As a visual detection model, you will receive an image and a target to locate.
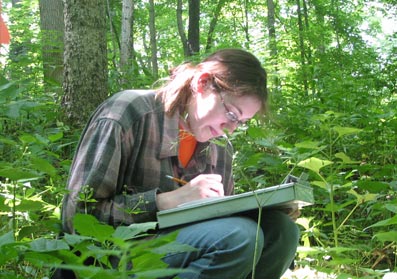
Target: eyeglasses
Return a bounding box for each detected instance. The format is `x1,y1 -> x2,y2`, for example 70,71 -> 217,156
219,94 -> 245,126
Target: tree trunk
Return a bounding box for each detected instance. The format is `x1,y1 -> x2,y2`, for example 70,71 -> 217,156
205,0 -> 226,51
120,0 -> 134,87
267,0 -> 277,57
62,0 -> 108,127
176,0 -> 189,57
296,0 -> 308,95
242,0 -> 249,47
39,0 -> 64,91
187,0 -> 200,55
302,0 -> 315,96
149,0 -> 158,80
266,0 -> 280,90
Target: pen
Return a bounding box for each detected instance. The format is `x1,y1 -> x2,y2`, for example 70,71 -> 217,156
165,175 -> 188,185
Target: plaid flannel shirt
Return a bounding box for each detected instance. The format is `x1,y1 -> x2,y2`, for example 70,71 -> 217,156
61,90 -> 234,233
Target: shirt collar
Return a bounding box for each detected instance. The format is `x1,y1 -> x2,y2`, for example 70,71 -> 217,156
157,106 -> 217,170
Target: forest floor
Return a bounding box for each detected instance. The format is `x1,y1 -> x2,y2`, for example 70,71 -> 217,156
281,266 -> 397,279
281,266 -> 336,279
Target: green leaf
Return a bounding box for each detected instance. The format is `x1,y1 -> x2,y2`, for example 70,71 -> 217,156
30,238 -> 69,252
356,180 -> 390,193
24,251 -> 63,267
347,189 -> 377,203
385,204 -> 397,213
63,233 -> 93,246
295,140 -> 325,150
332,126 -> 362,137
73,214 -> 114,241
0,195 -> 9,211
247,126 -> 266,138
30,156 -> 57,177
0,244 -> 19,266
48,131 -> 64,142
373,231 -> 397,242
0,168 -> 40,181
0,231 -> 14,247
112,222 -> 157,240
15,199 -> 44,211
334,152 -> 359,164
367,215 -> 397,228
133,268 -> 191,278
297,157 -> 333,174
311,180 -> 329,190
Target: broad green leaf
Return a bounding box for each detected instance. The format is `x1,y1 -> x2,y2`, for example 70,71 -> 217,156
48,131 -> 64,142
15,199 -> 44,211
311,180 -> 328,190
19,133 -> 38,144
63,233 -> 93,246
297,157 -> 333,174
0,136 -> 17,145
73,214 -> 114,241
0,231 -> 14,247
112,222 -> 157,240
30,156 -> 58,177
247,126 -> 266,138
373,231 -> 397,242
24,251 -> 63,267
385,204 -> 397,213
295,140 -> 324,150
30,238 -> 69,252
48,263 -> 113,279
132,251 -> 167,270
332,126 -> 362,137
0,80 -> 19,102
334,152 -> 359,164
0,243 -> 20,266
347,189 -> 377,203
133,268 -> 191,278
0,168 -> 39,181
0,195 -> 9,211
356,180 -> 390,193
367,215 -> 397,228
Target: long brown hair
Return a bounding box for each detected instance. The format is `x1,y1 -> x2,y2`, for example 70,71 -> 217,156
156,48 -> 268,116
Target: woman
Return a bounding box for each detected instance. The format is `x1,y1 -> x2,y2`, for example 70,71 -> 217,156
61,48 -> 299,279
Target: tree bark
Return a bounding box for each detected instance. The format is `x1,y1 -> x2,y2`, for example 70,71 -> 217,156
266,0 -> 280,90
120,0 -> 134,77
62,0 -> 108,127
205,0 -> 226,51
149,0 -> 158,80
267,0 -> 277,57
176,0 -> 189,57
296,0 -> 308,95
187,0 -> 200,55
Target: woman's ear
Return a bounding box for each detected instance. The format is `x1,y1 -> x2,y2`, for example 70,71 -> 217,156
196,72 -> 212,93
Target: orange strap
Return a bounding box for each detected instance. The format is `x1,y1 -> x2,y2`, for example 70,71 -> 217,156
178,128 -> 197,168
0,14 -> 10,44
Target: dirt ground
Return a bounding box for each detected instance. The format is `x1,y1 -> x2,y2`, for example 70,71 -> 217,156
281,266 -> 397,279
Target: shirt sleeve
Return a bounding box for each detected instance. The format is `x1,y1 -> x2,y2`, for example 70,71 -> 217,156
63,118 -> 159,233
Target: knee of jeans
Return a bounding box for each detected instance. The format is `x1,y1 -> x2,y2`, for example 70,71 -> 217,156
263,210 -> 300,248
218,217 -> 264,256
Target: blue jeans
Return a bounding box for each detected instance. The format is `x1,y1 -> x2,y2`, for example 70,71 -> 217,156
161,210 -> 299,279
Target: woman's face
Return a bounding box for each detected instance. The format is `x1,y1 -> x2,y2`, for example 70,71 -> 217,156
186,88 -> 261,142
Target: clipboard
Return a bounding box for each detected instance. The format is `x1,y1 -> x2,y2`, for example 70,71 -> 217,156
156,173 -> 313,229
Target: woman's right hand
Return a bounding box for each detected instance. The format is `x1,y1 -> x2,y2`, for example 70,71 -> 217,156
156,174 -> 224,210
